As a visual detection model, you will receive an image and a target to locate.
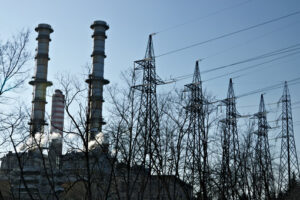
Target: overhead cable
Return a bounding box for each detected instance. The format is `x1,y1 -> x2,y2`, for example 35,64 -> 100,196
154,0 -> 253,35
162,44 -> 300,84
156,10 -> 300,58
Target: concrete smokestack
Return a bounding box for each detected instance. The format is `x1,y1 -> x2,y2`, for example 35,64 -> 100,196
29,24 -> 53,136
49,89 -> 65,168
86,21 -> 109,141
50,89 -> 65,135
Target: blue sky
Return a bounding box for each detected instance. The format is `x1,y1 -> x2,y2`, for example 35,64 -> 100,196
1,0 -> 300,157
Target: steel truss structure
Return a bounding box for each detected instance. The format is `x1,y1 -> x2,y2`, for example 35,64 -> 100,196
183,61 -> 209,199
253,94 -> 275,199
133,34 -> 163,175
220,78 -> 241,200
278,82 -> 300,192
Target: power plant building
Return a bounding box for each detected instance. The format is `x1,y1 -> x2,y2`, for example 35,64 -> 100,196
0,21 -> 192,200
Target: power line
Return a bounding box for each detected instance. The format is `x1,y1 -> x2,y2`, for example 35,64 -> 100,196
154,0 -> 253,35
156,10 -> 300,58
230,51 -> 300,81
293,100 -> 300,105
202,19 -> 300,60
237,78 -> 300,99
208,78 -> 300,105
202,44 -> 300,74
238,102 -> 279,108
162,44 -> 300,84
238,101 -> 300,110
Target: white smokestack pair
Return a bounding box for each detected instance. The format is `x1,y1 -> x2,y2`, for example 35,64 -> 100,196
29,21 -> 110,154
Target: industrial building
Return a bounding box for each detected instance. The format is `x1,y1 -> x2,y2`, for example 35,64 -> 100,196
0,21 -> 192,200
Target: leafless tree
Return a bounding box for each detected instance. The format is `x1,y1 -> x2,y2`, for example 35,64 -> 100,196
55,72 -> 118,200
105,68 -> 220,199
0,30 -> 31,100
0,103 -> 64,200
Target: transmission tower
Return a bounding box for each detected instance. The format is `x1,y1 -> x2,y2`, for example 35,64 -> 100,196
133,34 -> 163,174
183,60 -> 209,199
219,78 -> 241,200
253,94 -> 275,199
278,81 -> 300,192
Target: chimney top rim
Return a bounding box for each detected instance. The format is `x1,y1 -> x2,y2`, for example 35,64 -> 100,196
91,20 -> 109,30
55,89 -> 63,94
35,24 -> 54,33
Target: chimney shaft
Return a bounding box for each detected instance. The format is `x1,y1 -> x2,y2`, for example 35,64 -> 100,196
86,21 -> 109,141
50,89 -> 65,135
49,90 -> 65,168
29,24 -> 53,136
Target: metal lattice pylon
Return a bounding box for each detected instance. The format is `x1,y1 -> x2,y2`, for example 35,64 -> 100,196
278,81 -> 300,192
183,61 -> 209,199
220,78 -> 240,200
253,94 -> 275,199
133,34 -> 163,174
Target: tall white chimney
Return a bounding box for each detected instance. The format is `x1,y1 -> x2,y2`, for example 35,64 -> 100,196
86,21 -> 109,141
29,24 -> 53,136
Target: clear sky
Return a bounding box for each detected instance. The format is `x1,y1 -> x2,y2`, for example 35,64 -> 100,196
1,0 -> 300,158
